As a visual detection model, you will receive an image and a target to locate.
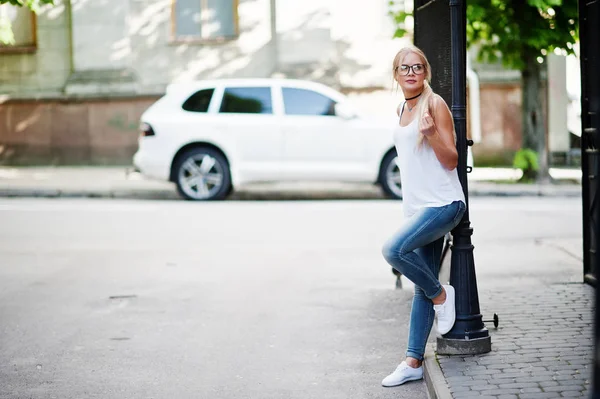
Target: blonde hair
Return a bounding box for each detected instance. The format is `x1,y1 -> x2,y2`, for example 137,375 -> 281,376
392,46 -> 436,146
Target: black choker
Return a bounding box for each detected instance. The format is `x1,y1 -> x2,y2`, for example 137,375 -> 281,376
405,92 -> 423,101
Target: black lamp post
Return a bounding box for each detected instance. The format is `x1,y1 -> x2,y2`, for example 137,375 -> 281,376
578,0 -> 600,395
436,0 -> 491,355
579,0 -> 600,395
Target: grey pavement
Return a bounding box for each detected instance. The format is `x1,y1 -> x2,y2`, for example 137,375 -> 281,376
0,198 -> 431,399
421,198 -> 594,398
0,166 -> 583,200
0,197 -> 591,399
426,284 -> 594,399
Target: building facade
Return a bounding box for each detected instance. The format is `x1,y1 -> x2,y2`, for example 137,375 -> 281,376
0,0 -> 573,166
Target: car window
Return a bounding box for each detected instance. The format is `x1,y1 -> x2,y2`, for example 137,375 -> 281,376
182,89 -> 214,112
219,87 -> 273,114
282,88 -> 336,116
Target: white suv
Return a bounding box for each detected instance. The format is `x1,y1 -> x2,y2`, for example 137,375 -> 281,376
133,79 -> 402,200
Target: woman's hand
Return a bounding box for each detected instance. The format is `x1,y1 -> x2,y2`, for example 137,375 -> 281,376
420,112 -> 436,137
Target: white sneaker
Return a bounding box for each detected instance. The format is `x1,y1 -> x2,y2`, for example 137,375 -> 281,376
434,284 -> 456,335
381,361 -> 423,387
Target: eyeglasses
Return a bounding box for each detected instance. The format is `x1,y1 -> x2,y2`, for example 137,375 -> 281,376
396,64 -> 426,75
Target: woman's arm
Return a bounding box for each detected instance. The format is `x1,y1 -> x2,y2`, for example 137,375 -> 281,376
420,95 -> 458,170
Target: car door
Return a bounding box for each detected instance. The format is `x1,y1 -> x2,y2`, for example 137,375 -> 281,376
215,85 -> 284,182
279,86 -> 370,181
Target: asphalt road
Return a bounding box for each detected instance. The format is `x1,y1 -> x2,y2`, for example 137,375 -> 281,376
0,197 -> 582,399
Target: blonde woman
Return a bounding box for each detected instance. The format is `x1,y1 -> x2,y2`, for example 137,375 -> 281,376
381,46 -> 466,387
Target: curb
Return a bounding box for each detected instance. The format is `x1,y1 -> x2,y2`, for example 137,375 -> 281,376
0,186 -> 583,200
0,188 -> 384,201
0,188 -> 181,200
468,188 -> 582,197
423,344 -> 453,399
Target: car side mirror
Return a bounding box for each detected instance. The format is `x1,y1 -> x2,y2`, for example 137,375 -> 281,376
335,103 -> 357,120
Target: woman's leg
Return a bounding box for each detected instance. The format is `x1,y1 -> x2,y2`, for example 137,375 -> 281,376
381,238 -> 445,387
381,201 -> 463,299
405,237 -> 444,364
381,202 -> 465,386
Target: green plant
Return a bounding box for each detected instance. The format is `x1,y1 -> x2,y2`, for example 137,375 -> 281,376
387,2 -> 411,39
513,148 -> 539,181
1,1 -> 53,10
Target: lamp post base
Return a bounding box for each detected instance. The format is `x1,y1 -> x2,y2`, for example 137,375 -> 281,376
436,336 -> 492,356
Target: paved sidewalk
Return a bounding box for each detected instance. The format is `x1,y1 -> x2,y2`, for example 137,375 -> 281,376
424,283 -> 594,399
0,166 -> 583,200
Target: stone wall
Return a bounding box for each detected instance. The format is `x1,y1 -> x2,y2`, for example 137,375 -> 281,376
0,97 -> 157,165
0,84 -> 541,167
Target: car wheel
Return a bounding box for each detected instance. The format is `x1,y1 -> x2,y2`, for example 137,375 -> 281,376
173,148 -> 231,200
380,151 -> 402,199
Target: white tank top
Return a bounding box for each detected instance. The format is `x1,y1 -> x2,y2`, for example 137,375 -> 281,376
393,109 -> 465,217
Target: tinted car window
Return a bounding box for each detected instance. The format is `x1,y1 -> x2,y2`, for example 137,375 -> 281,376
219,87 -> 273,114
182,89 -> 214,112
282,88 -> 336,116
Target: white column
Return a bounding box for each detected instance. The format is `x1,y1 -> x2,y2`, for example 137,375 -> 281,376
547,54 -> 570,155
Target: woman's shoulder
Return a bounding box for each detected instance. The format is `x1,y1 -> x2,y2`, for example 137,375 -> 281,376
430,93 -> 447,107
429,93 -> 451,114
396,101 -> 405,117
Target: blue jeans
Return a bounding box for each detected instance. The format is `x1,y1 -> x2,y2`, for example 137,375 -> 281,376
381,200 -> 466,361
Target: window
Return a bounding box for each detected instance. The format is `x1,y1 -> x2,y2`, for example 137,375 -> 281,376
182,89 -> 214,112
219,87 -> 272,114
172,0 -> 238,41
0,4 -> 36,53
282,88 -> 336,116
